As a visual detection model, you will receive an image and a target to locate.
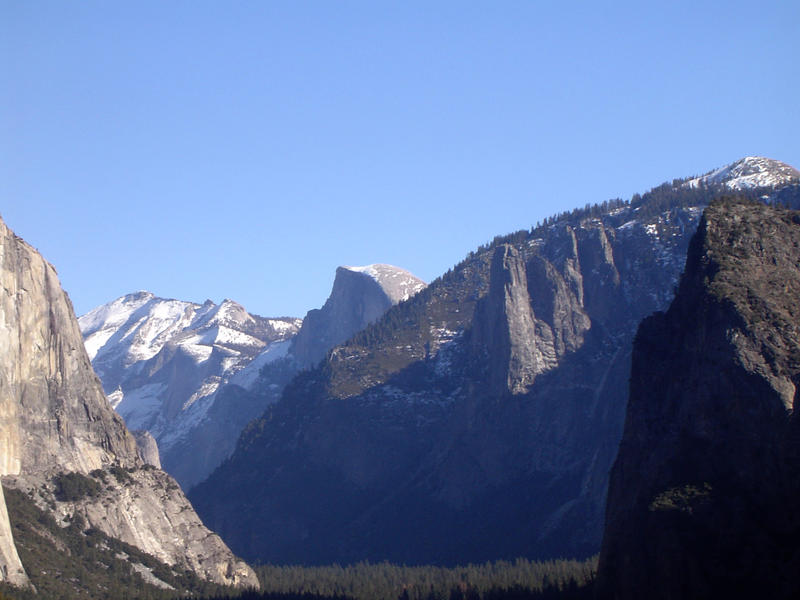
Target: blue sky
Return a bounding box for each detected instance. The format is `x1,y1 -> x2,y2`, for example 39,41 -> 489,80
2,1 -> 798,318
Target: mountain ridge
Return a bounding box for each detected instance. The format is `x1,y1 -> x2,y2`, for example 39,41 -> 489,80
685,156 -> 800,190
78,292 -> 301,488
191,157 -> 800,566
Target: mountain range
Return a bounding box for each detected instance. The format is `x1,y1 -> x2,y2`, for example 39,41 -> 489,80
2,155 -> 797,598
79,265 -> 426,489
189,157 -> 800,566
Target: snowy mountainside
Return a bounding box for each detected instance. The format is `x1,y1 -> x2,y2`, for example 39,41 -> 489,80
80,292 -> 296,370
685,156 -> 799,190
79,292 -> 300,488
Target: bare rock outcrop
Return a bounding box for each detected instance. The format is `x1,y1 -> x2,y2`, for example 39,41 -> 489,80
0,485 -> 27,586
133,430 -> 162,468
0,220 -> 140,476
0,216 -> 258,589
472,244 -> 560,394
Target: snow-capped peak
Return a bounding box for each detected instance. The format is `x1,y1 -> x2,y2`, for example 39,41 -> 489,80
193,298 -> 254,330
342,263 -> 427,303
79,293 -> 300,367
685,156 -> 800,191
79,293 -> 200,363
79,291 -> 155,336
78,292 -> 303,489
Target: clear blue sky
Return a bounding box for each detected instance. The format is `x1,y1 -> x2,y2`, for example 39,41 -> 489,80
2,1 -> 798,318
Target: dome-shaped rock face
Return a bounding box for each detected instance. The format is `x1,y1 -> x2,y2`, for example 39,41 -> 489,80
289,263 -> 426,368
342,263 -> 428,304
0,216 -> 258,590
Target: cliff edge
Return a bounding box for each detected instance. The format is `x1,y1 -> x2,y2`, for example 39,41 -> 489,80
598,199 -> 800,599
0,216 -> 258,589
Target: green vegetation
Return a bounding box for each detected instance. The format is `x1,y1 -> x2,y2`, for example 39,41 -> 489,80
472,176 -> 773,258
649,483 -> 712,514
52,472 -> 102,502
0,484 -> 595,600
89,469 -> 108,483
0,485 -> 234,600
249,558 -> 596,600
109,464 -> 134,484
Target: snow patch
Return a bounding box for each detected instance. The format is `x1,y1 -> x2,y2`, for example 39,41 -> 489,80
107,388 -> 124,410
229,340 -> 292,389
184,379 -> 220,411
213,325 -> 265,348
114,383 -> 167,431
84,327 -> 117,361
269,319 -> 302,332
342,263 -> 427,303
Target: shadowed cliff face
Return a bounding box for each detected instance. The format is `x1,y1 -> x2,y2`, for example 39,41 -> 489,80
598,200 -> 800,599
0,217 -> 258,589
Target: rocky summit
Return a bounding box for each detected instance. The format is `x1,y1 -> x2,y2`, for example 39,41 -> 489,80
0,216 -> 258,589
290,263 -> 427,369
598,199 -> 800,599
191,157 -> 799,567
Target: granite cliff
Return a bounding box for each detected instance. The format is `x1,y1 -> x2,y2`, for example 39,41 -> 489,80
0,216 -> 258,589
289,264 -> 427,368
598,199 -> 800,599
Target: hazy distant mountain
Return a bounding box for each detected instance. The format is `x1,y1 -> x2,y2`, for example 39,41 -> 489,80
191,157 -> 799,566
80,264 -> 426,490
79,293 -> 301,488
